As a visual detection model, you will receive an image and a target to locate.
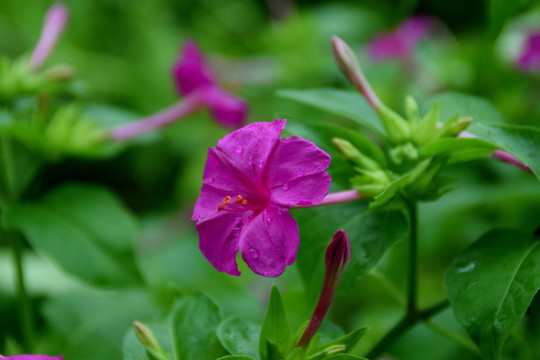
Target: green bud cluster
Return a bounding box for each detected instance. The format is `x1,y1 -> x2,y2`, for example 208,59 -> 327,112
334,95 -> 474,206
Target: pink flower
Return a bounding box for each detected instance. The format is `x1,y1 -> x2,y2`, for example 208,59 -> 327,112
516,31 -> 540,72
172,40 -> 248,129
192,119 -> 331,277
30,3 -> 68,71
367,15 -> 434,61
111,40 -> 248,140
1,355 -> 63,360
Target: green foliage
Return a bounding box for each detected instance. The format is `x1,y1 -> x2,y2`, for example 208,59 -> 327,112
3,183 -> 142,287
293,201 -> 408,300
123,294 -> 221,360
445,228 -> 540,360
278,89 -> 383,136
217,318 -> 261,359
259,286 -> 291,360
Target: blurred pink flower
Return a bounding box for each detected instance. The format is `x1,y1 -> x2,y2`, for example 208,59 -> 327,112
111,40 -> 248,140
367,15 -> 434,61
30,3 -> 68,71
192,119 -> 331,277
516,31 -> 540,72
1,355 -> 62,360
172,40 -> 248,129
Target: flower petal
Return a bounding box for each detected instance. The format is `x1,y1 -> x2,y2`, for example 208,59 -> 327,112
238,207 -> 299,277
201,87 -> 248,129
193,148 -> 267,221
172,40 -> 216,96
197,211 -> 249,276
216,119 -> 286,186
265,136 -> 331,207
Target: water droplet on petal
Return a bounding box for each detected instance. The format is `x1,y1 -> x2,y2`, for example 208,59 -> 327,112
266,217 -> 272,224
282,183 -> 289,191
296,170 -> 305,177
258,161 -> 264,169
192,215 -> 200,221
235,145 -> 243,154
205,177 -> 214,184
249,248 -> 259,259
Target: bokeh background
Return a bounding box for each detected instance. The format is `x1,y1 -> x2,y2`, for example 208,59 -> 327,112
1,0 -> 539,359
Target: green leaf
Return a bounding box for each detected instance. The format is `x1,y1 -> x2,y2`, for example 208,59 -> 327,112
217,317 -> 260,359
293,201 -> 408,301
423,92 -> 505,137
474,123 -> 540,180
259,287 -> 291,360
315,327 -> 369,354
420,137 -> 498,163
2,183 -> 141,287
325,355 -> 368,360
445,228 -> 540,360
170,293 -> 221,360
217,356 -> 256,360
278,88 -> 383,136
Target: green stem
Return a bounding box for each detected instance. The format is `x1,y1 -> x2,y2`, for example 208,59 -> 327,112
366,300 -> 449,359
1,136 -> 17,203
406,200 -> 418,312
9,232 -> 33,351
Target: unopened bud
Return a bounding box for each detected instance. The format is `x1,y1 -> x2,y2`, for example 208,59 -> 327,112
333,138 -> 380,171
30,3 -> 69,71
405,95 -> 421,125
297,230 -> 351,348
331,36 -> 381,110
413,102 -> 441,145
134,321 -> 165,357
378,104 -> 411,143
389,142 -> 419,164
442,116 -> 472,137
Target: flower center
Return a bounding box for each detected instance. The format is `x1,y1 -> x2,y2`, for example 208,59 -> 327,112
217,194 -> 249,211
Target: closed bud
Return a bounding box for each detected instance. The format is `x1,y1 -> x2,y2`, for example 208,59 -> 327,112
442,116 -> 472,137
332,138 -> 380,171
307,344 -> 347,360
297,230 -> 351,348
405,95 -> 421,126
134,321 -> 167,360
378,104 -> 411,143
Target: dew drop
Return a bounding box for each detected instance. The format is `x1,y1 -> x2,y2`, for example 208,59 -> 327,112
296,170 -> 305,178
266,217 -> 272,224
282,183 -> 290,191
205,177 -> 214,184
258,161 -> 264,169
192,215 -> 200,221
249,248 -> 259,259
235,145 -> 243,154
457,262 -> 476,273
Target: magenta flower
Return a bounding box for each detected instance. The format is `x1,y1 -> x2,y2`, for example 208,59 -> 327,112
516,31 -> 540,72
192,119 -> 331,277
111,40 -> 248,140
172,40 -> 248,129
30,3 -> 68,71
1,355 -> 63,360
367,15 -> 434,61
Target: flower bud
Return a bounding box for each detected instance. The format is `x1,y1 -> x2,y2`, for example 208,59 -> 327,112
405,95 -> 421,126
332,138 -> 380,171
30,3 -> 68,71
307,344 -> 346,360
134,322 -> 162,351
297,230 -> 351,347
378,104 -> 411,143
413,102 -> 441,145
441,116 -> 472,137
331,36 -> 381,110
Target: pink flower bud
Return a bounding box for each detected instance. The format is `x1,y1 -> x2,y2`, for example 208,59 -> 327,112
30,3 -> 68,71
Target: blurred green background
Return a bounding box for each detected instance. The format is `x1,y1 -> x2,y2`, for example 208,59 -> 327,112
0,0 -> 539,359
